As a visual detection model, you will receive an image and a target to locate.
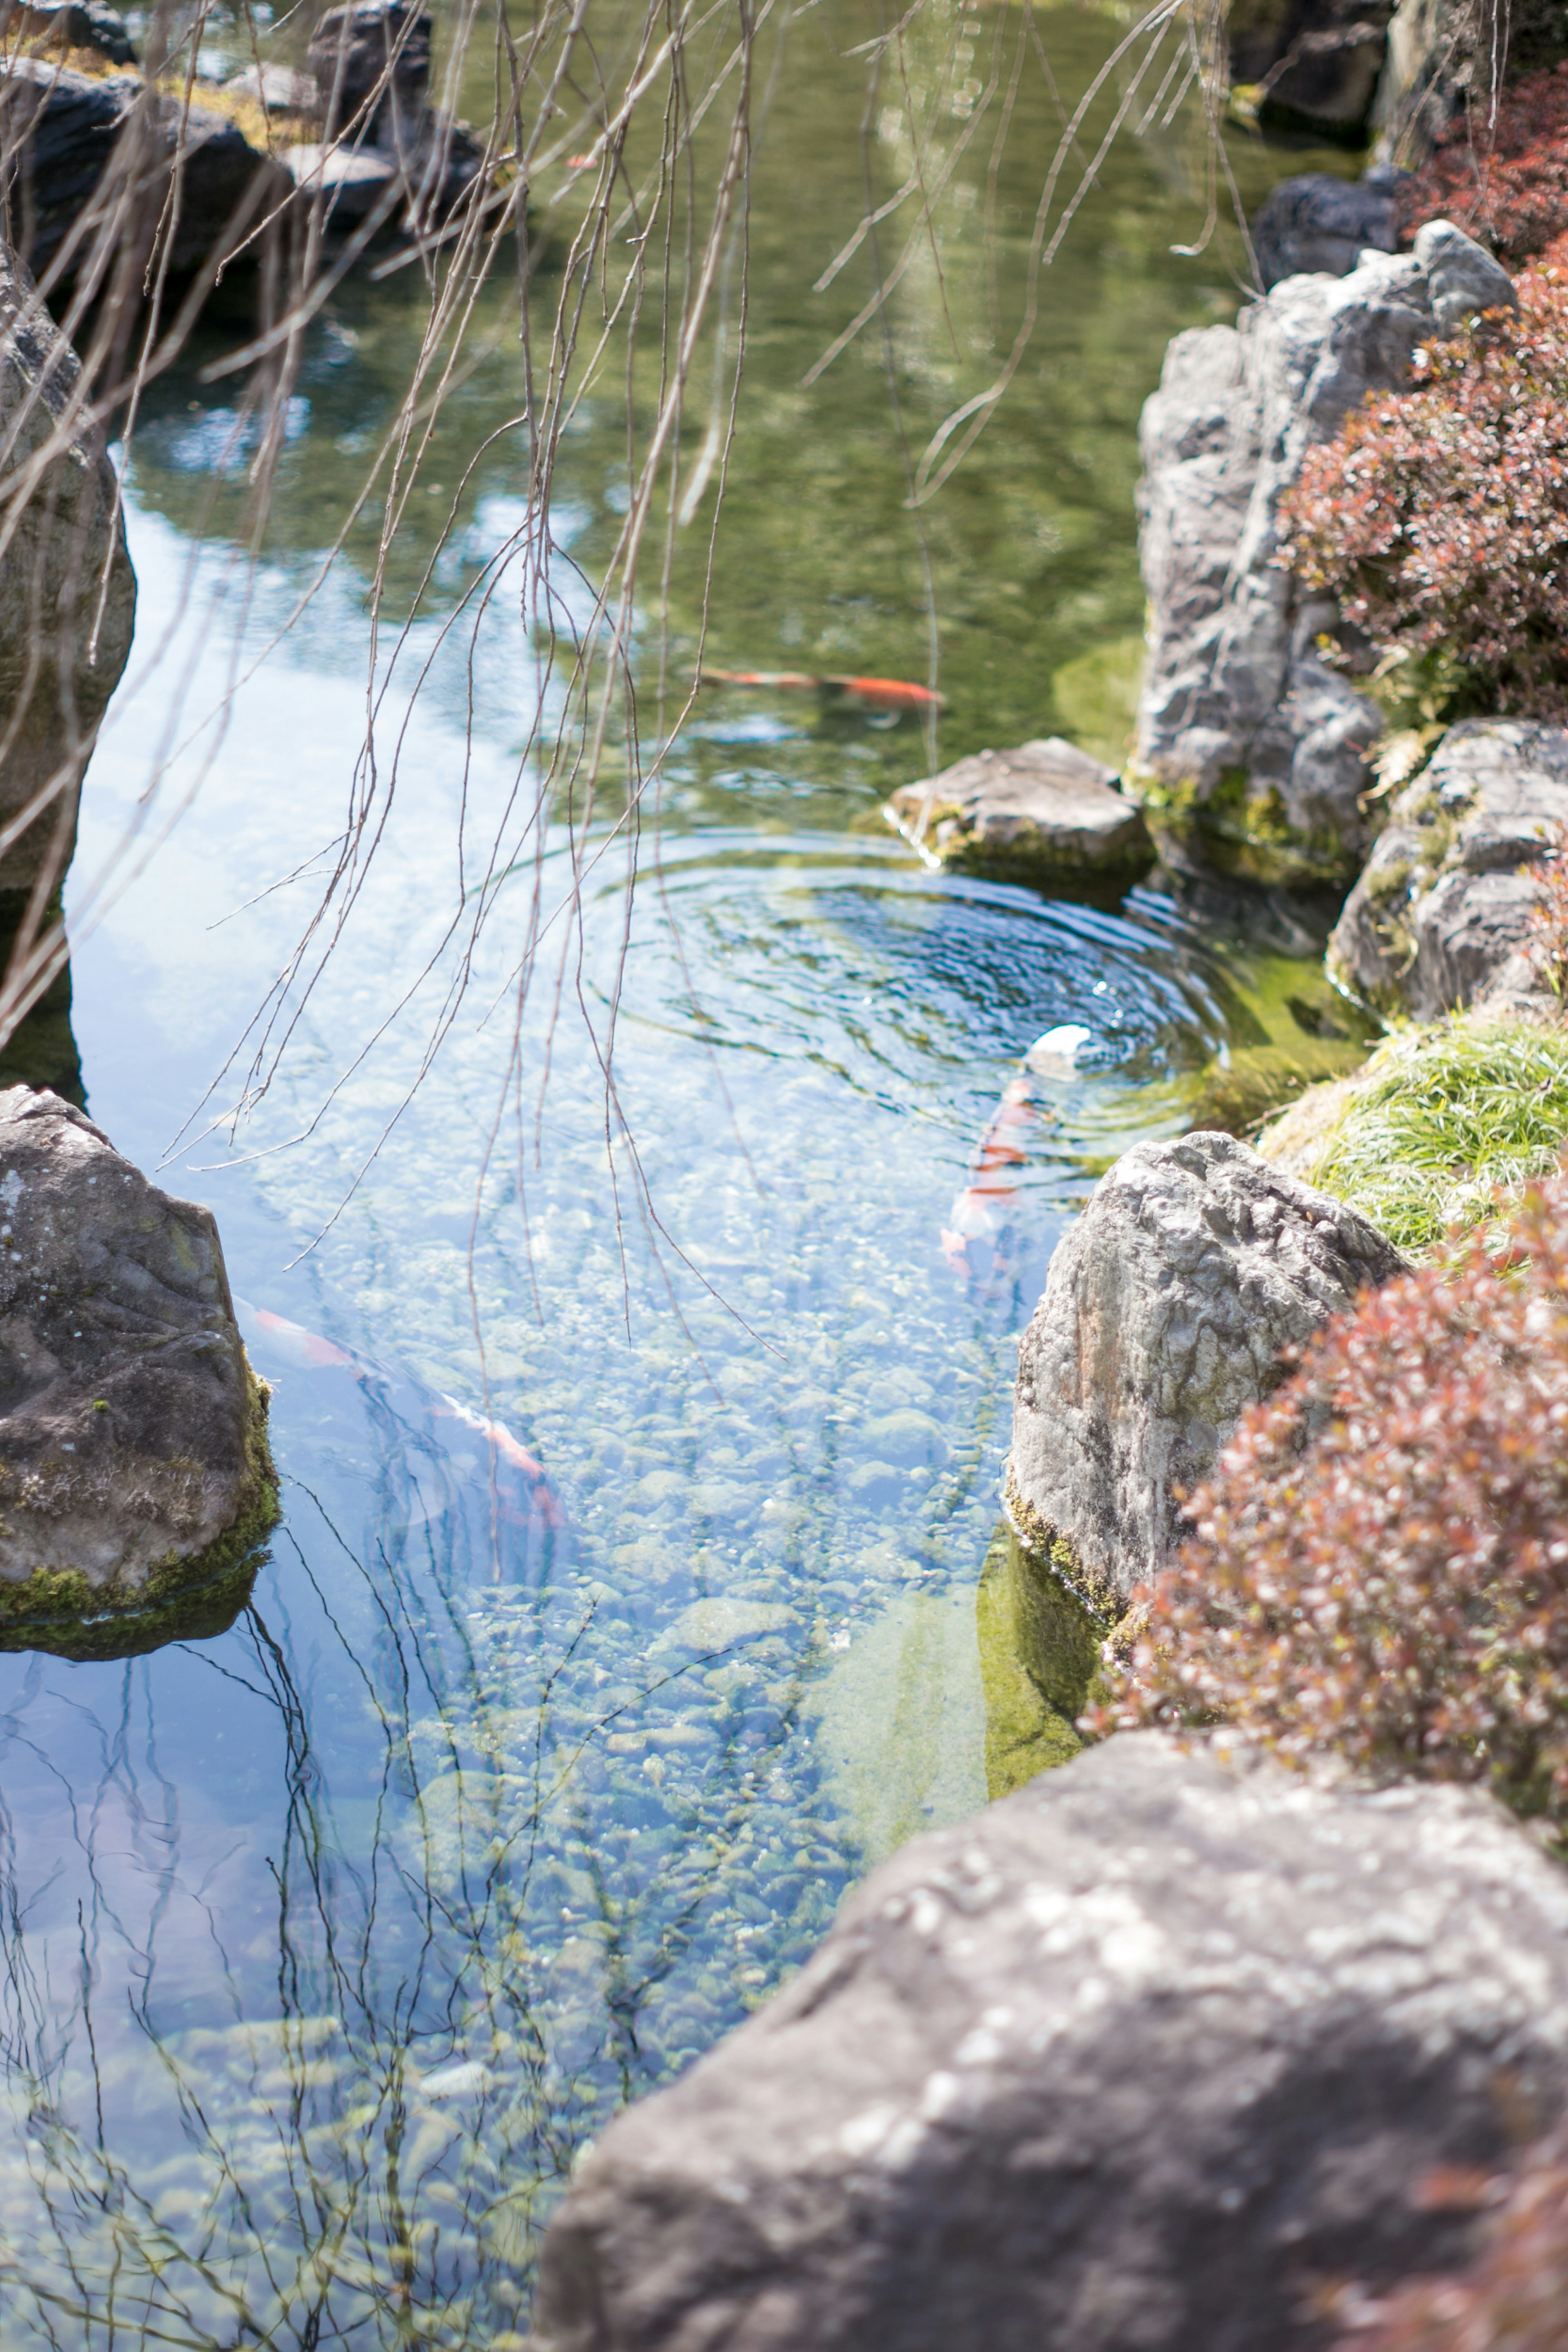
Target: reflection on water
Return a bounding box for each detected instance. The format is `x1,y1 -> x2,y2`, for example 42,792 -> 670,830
0,3 -> 1372,2338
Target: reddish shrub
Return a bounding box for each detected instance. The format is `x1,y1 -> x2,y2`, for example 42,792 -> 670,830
1087,1170 -> 1568,1824
1400,64 -> 1568,264
1277,244 -> 1568,722
1528,818 -> 1568,995
1330,2126 -> 1568,2350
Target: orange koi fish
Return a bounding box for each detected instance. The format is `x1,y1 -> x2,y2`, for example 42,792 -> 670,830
237,1300 -> 567,1538
697,667 -> 947,718
941,1025 -> 1091,1280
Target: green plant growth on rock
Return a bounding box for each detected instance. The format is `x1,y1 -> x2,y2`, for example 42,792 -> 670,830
975,1522 -> 1103,1800
0,1369 -> 279,1661
1260,1017 -> 1568,1254
1128,765 -> 1356,887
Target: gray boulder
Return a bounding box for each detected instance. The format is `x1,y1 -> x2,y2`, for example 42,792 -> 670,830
532,1732 -> 1568,2352
1329,719 -> 1568,1019
309,0 -> 431,142
1129,226 -> 1510,884
1008,1131 -> 1406,1611
0,1088 -> 276,1647
884,738 -> 1152,885
1413,215 -> 1519,330
1251,167 -> 1401,287
225,62 -> 320,115
11,0 -> 136,65
0,234 -> 135,893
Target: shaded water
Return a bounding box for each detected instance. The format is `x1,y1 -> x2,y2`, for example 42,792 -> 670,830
0,9 -> 1372,2341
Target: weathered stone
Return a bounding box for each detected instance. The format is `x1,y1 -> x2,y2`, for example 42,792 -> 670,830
1412,214 -> 1519,328
308,0 -> 430,143
0,1087 -> 276,1645
1008,1130 -> 1406,1609
884,738 -> 1152,884
283,139 -> 399,225
0,233 -> 135,892
1229,0 -> 1394,132
1250,167 -> 1400,287
0,60 -> 292,282
225,62 -> 320,115
11,0 -> 136,65
532,1731 -> 1568,2352
1129,227 -> 1511,884
1328,720 -> 1568,1019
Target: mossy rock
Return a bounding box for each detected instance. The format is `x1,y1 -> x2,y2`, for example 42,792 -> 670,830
975,1519 -> 1114,1801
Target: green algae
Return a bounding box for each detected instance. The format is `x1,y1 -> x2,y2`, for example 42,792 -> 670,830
0,1367 -> 279,1660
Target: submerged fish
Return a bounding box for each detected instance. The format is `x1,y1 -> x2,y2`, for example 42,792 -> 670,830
237,1300 -> 568,1554
941,1026 -> 1093,1281
697,667 -> 947,720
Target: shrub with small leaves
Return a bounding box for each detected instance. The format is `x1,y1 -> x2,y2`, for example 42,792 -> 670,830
1400,63 -> 1568,265
1528,817 -> 1568,996
1087,1169 -> 1568,1826
1278,241 -> 1568,721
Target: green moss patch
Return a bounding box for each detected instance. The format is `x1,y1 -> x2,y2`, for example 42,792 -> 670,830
0,1368 -> 280,1661
1260,1014 -> 1568,1254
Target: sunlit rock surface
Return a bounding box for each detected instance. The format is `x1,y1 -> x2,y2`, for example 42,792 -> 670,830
531,1731 -> 1568,2352
1330,720 -> 1568,1020
1129,227 -> 1511,884
884,738 -> 1152,884
0,1088 -> 275,1645
1008,1131 -> 1405,1608
0,233 -> 134,891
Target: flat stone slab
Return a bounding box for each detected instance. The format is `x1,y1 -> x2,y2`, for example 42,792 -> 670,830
1329,719 -> 1568,1019
532,1732 -> 1568,2352
884,737 -> 1152,883
0,1088 -> 275,1637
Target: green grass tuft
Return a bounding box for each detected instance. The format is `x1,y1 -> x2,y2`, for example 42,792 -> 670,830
1306,1016 -> 1568,1253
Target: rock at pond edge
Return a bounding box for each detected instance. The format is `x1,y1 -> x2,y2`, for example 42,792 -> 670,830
884,737 -> 1153,885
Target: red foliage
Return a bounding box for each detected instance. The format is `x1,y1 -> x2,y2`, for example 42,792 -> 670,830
1331,2126 -> 1568,2350
1528,818 -> 1568,995
1086,1170 -> 1568,1822
1277,243 -> 1568,721
1400,64 -> 1568,265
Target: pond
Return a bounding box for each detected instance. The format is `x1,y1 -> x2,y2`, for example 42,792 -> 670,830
0,7 -> 1372,2342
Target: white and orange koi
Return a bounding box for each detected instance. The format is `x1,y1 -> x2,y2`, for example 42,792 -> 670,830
941,1026 -> 1092,1280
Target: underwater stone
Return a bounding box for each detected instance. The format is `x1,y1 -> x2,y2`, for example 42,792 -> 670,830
531,1731 -> 1568,2352
1329,719 -> 1568,1020
883,739 -> 1153,883
0,1086 -> 276,1635
1008,1131 -> 1405,1608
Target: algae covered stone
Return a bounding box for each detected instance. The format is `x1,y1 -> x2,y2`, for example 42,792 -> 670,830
884,738 -> 1152,884
0,1086 -> 276,1647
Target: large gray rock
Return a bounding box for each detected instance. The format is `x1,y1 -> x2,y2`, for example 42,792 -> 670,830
1250,168 -> 1400,288
1129,227 -> 1510,885
0,1088 -> 275,1640
884,738 -> 1152,884
1008,1132 -> 1406,1610
11,0 -> 136,65
532,1732 -> 1568,2352
1329,720 -> 1568,1019
300,2 -> 480,226
0,234 -> 135,893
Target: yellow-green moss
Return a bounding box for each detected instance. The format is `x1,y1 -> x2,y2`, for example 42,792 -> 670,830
0,1368 -> 279,1661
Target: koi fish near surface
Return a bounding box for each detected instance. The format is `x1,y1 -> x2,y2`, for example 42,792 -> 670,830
697,667 -> 947,722
941,1026 -> 1092,1282
236,1300 -> 568,1563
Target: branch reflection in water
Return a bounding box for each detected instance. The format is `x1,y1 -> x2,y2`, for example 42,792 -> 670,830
0,1314 -> 848,2347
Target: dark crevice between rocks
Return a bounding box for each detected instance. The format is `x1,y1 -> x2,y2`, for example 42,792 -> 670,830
0,889 -> 85,1109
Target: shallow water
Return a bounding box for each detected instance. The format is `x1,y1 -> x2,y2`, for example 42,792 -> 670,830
0,8 -> 1370,2340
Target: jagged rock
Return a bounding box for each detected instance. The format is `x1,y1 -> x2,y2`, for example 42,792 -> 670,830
225,62 -> 320,115
1129,226 -> 1511,885
1370,0 -> 1483,165
1412,213 -> 1519,328
0,234 -> 135,892
1007,1131 -> 1406,1609
309,0 -> 431,142
0,59 -> 292,281
883,739 -> 1152,884
0,1088 -> 276,1649
531,1731 -> 1568,2352
11,0 -> 136,65
1250,167 -> 1401,287
1228,0 -> 1394,133
1328,720 -> 1568,1019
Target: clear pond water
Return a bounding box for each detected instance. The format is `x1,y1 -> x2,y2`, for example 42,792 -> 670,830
0,9 -> 1371,2342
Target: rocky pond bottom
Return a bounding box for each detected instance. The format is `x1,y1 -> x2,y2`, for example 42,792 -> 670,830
0,766 -> 1371,2343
